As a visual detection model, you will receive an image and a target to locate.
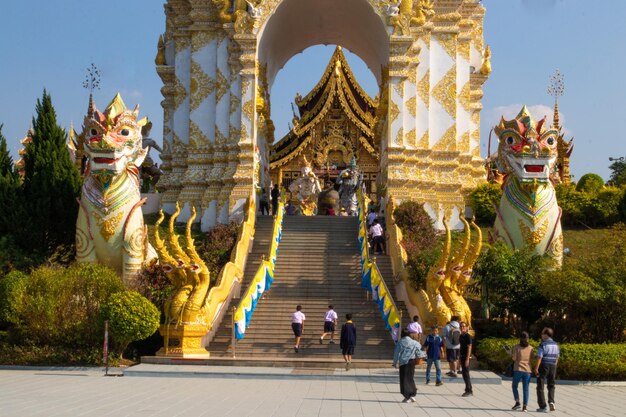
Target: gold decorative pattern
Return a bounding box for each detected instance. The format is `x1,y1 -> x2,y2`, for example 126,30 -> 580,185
173,76 -> 187,111
434,34 -> 457,59
395,127 -> 404,146
405,128 -> 416,148
389,99 -> 401,125
459,130 -> 470,153
93,211 -> 124,241
393,79 -> 405,97
241,76 -> 251,96
191,31 -> 215,53
215,127 -> 228,145
242,99 -> 255,122
458,81 -> 471,112
417,70 -> 430,109
417,131 -> 429,148
125,228 -> 145,258
433,125 -> 456,151
519,218 -> 549,246
215,68 -> 229,104
189,120 -> 209,147
405,96 -> 417,118
229,94 -> 241,116
174,36 -> 191,54
458,41 -> 470,62
190,61 -> 214,112
432,65 -> 457,118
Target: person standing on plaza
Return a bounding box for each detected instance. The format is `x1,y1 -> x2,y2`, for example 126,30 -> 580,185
459,321 -> 473,397
340,313 -> 357,370
291,305 -> 305,353
393,329 -> 425,403
406,315 -> 423,342
319,305 -> 338,344
443,316 -> 461,377
509,331 -> 533,412
534,327 -> 560,412
271,183 -> 280,215
422,325 -> 444,385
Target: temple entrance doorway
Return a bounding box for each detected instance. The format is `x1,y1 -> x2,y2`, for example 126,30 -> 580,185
268,45 -> 381,208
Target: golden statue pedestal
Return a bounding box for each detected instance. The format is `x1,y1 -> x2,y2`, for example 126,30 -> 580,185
156,324 -> 211,358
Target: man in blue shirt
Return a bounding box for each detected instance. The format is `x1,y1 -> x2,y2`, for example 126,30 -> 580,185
534,327 -> 560,412
422,325 -> 445,385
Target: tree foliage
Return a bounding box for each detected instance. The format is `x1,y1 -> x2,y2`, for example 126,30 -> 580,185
539,223 -> 626,343
470,242 -> 547,328
555,183 -> 623,228
0,125 -> 20,237
19,90 -> 81,256
468,183 -> 502,226
393,201 -> 439,290
576,173 -> 605,194
100,291 -> 160,356
608,157 -> 626,187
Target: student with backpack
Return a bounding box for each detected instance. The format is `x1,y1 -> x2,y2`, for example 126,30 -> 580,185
422,325 -> 445,386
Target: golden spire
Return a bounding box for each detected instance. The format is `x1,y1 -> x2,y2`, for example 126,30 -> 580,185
548,69 -> 565,130
155,34 -> 166,66
480,45 -> 492,76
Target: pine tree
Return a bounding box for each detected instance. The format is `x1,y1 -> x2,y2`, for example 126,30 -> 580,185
20,90 -> 82,255
0,124 -> 20,236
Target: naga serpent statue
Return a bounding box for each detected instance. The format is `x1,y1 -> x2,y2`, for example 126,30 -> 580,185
76,94 -> 157,284
154,203 -> 210,326
492,106 -> 563,268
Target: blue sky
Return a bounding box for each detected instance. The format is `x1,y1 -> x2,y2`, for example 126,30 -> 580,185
1,0 -> 625,181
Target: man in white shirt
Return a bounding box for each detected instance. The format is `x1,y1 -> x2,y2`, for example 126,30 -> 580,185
291,305 -> 306,353
368,219 -> 385,254
320,305 -> 339,344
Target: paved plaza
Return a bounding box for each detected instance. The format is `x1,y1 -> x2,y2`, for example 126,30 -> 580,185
1,365 -> 625,416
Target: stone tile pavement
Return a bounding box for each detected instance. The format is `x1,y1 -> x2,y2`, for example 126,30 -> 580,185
1,365 -> 625,416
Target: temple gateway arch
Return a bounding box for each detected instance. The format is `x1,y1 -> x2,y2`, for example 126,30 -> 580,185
156,0 -> 489,231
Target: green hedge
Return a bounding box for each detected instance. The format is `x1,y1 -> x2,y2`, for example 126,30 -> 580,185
475,337 -> 626,381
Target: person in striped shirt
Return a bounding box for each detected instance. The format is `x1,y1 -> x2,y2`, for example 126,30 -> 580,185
534,327 -> 560,412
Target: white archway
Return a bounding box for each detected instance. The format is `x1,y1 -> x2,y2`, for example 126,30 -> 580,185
257,0 -> 389,88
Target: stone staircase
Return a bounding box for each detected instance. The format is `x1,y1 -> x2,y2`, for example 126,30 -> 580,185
208,215 -> 409,364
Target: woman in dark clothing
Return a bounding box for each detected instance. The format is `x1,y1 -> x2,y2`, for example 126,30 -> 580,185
393,329 -> 424,402
340,313 -> 357,370
459,322 -> 473,397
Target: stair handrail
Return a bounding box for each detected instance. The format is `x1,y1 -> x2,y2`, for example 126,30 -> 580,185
232,198 -> 286,341
202,195 -> 256,345
357,189 -> 401,341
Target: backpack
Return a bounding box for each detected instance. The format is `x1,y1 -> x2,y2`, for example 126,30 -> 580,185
451,327 -> 461,345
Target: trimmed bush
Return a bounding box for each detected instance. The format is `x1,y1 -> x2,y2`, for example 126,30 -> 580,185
100,291 -> 160,356
393,201 -> 437,250
475,337 -> 626,381
576,173 -> 605,194
2,263 -> 123,347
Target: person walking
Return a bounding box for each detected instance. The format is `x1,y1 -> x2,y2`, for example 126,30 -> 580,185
319,305 -> 338,344
443,316 -> 461,377
509,331 -> 533,412
259,188 -> 270,215
459,321 -> 473,397
406,315 -> 423,342
393,329 -> 425,403
534,327 -> 560,412
422,325 -> 444,386
271,184 -> 280,215
291,305 -> 305,353
340,313 -> 357,370
368,218 -> 385,254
